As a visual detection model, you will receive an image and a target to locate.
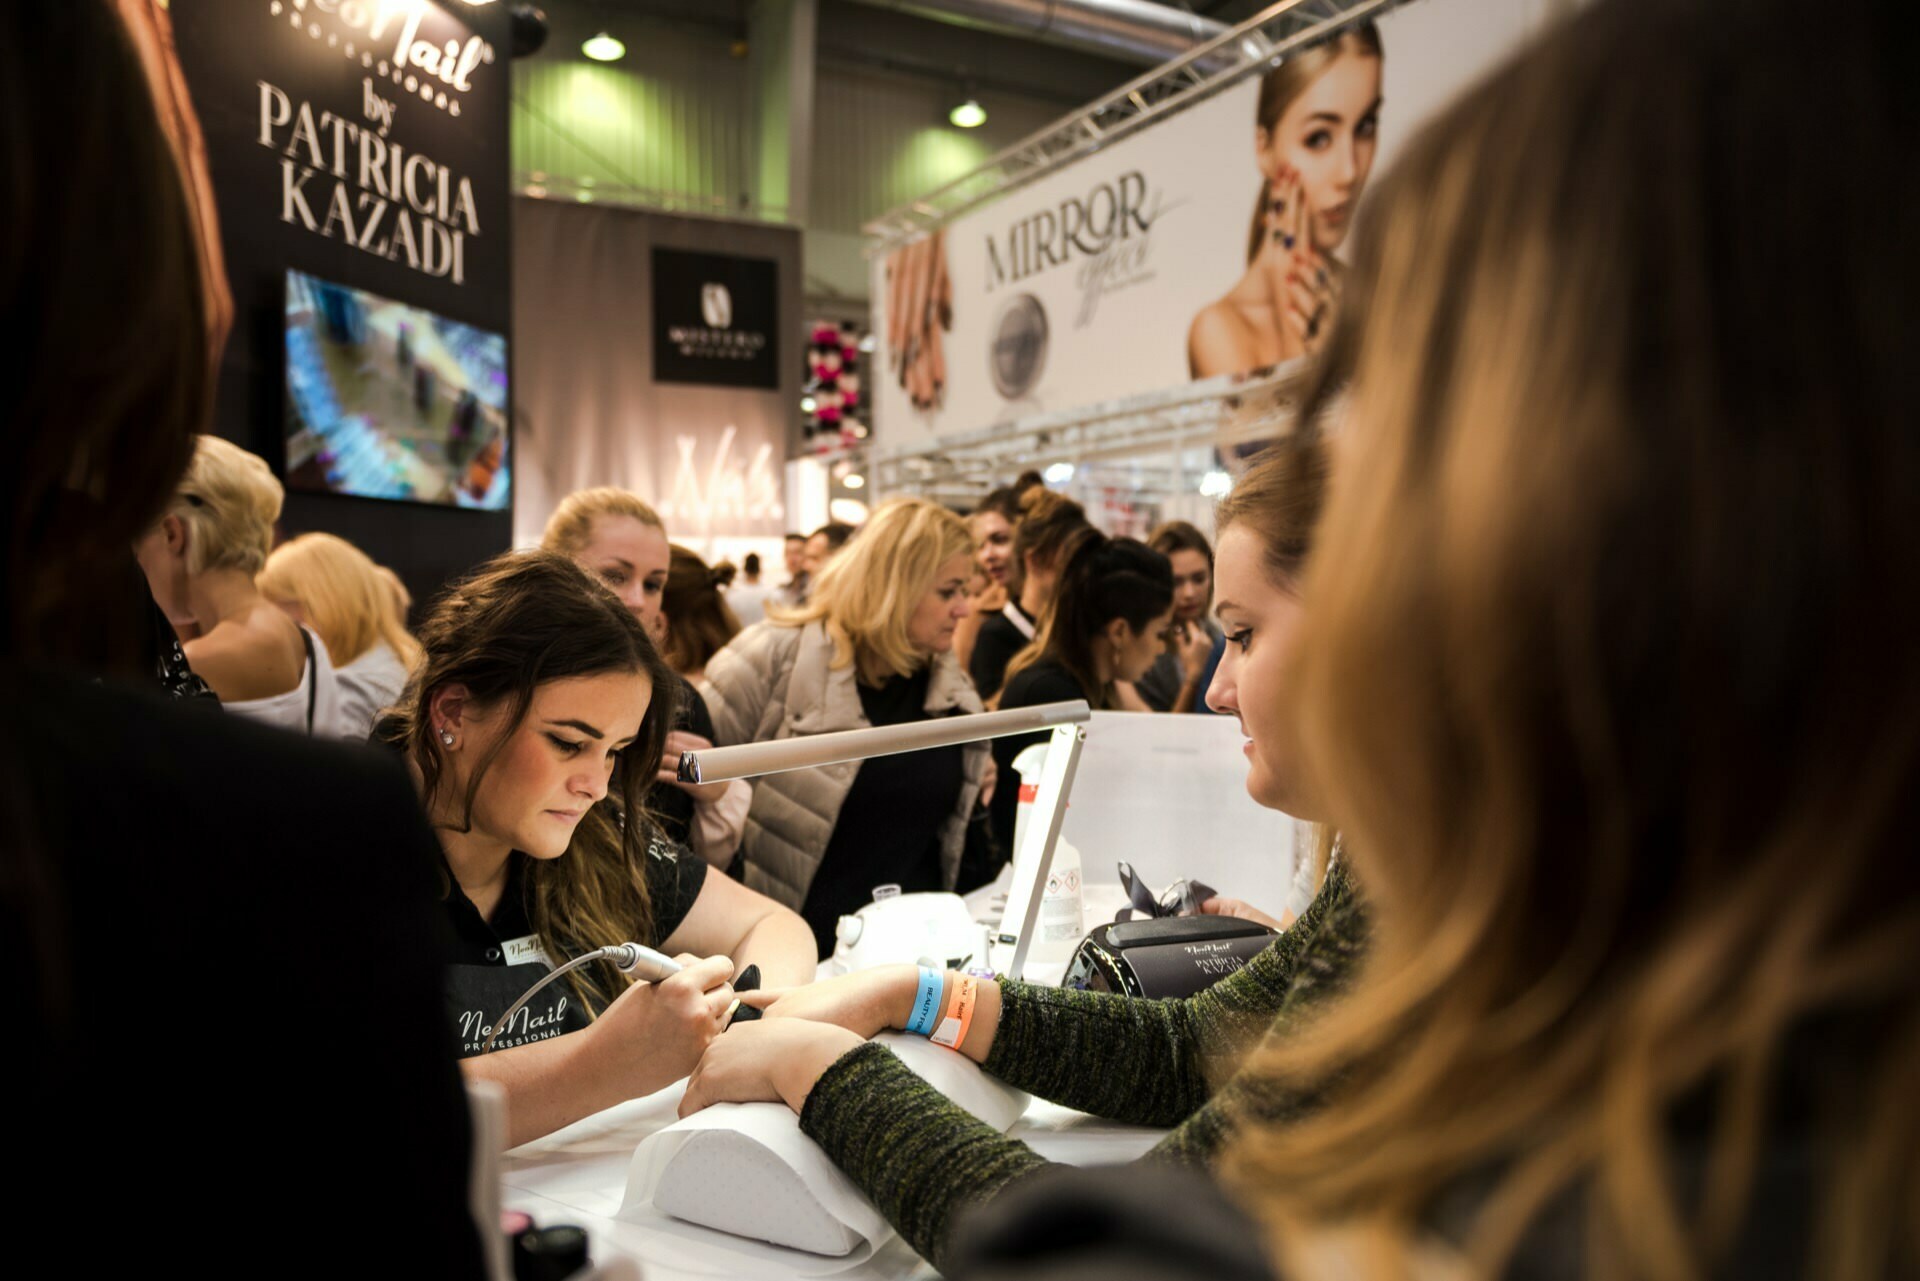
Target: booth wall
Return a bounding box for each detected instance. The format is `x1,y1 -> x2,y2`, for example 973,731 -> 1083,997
511,198 -> 802,550
173,0 -> 515,610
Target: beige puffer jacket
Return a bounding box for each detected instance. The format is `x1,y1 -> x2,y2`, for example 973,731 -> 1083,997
701,620 -> 988,911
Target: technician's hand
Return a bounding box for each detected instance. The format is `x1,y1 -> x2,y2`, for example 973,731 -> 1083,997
1200,897 -> 1291,931
679,1019 -> 864,1118
585,953 -> 736,1096
738,963 -> 919,1039
657,730 -> 732,805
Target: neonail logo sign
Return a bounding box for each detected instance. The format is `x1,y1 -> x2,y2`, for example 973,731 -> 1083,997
271,0 -> 497,118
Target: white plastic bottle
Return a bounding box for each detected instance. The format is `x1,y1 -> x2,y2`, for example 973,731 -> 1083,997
1010,744 -> 1085,965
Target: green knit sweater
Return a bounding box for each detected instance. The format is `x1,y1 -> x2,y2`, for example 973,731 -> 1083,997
798,858 -> 1370,1271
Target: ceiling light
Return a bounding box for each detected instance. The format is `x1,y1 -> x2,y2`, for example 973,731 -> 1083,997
858,334 -> 877,353
843,474 -> 866,490
582,32 -> 625,61
1199,469 -> 1233,498
949,98 -> 986,129
1044,462 -> 1074,484
801,396 -> 818,414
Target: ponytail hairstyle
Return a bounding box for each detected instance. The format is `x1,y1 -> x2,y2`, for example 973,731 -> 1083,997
1007,487 -> 1095,601
661,544 -> 742,676
385,550 -> 679,1016
1004,535 -> 1173,708
1245,22 -> 1384,264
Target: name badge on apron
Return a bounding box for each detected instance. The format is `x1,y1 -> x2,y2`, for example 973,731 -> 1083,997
501,934 -> 554,969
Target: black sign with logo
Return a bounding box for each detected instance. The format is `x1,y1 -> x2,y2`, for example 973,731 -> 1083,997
652,248 -> 779,389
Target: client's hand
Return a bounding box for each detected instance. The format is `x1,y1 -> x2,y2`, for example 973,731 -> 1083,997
1200,897 -> 1291,931
586,953 -> 736,1095
738,964 -> 919,1039
679,1019 -> 864,1118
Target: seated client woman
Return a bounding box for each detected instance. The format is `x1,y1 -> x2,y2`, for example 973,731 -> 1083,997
378,550 -> 815,1146
703,496 -> 991,956
677,446 -> 1370,1271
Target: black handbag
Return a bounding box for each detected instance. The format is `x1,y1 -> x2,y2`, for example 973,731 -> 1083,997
1061,914 -> 1277,999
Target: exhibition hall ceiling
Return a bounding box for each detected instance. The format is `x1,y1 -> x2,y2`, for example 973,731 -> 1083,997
531,0 -> 1142,106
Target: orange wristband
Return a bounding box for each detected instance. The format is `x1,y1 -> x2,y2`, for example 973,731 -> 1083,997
930,973 -> 977,1051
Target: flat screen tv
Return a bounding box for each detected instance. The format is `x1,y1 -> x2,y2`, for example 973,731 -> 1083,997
284,269 -> 509,510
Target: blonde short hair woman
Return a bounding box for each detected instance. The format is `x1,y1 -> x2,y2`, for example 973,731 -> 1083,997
135,435 -> 342,733
259,532 -> 421,737
704,498 -> 991,954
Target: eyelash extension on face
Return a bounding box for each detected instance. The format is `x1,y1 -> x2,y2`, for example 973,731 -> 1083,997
548,734 -> 585,756
1226,628 -> 1253,651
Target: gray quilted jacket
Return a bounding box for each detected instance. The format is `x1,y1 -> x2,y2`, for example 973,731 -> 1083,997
701,620 -> 989,910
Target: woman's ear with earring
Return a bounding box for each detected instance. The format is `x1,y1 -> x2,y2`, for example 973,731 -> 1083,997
428,683 -> 473,751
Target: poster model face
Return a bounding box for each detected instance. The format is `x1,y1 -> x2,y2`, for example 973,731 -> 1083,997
284,269 -> 510,509
872,0 -> 1543,455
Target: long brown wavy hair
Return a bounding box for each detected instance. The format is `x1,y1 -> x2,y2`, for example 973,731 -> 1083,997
1225,0 -> 1920,1277
386,551 -> 679,1015
3,0 -> 207,669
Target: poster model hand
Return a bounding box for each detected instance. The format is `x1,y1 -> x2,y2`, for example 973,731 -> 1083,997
1254,167 -> 1312,329
1284,241 -> 1341,356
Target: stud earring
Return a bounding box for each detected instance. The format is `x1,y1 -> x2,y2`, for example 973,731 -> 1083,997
440,729 -> 455,746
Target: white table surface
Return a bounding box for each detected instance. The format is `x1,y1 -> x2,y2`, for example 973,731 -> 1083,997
500,880 -> 1166,1280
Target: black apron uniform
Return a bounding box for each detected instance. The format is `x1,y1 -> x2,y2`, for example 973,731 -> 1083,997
438,834 -> 709,1058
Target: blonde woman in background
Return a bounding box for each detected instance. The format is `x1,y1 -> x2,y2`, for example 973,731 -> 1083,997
259,532 -> 422,738
543,488 -> 750,868
135,434 -> 341,734
703,497 -> 992,956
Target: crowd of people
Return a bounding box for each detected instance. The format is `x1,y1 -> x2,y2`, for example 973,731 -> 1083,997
9,0 -> 1917,1278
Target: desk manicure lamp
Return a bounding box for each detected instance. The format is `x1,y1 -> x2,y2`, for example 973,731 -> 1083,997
677,701 -> 1090,979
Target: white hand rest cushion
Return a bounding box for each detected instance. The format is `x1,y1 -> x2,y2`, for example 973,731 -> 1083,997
623,1032 -> 1029,1256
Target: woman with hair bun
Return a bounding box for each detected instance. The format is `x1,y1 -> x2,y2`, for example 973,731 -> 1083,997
660,544 -> 742,687
135,434 -> 343,734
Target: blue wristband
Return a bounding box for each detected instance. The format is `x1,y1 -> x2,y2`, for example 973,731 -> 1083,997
905,966 -> 943,1037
